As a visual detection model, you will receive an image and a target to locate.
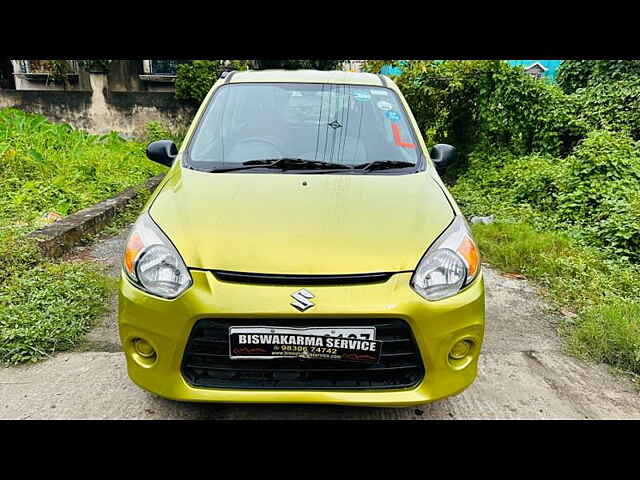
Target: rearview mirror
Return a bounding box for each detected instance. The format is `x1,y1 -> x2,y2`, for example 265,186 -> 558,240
146,140 -> 177,167
430,144 -> 457,172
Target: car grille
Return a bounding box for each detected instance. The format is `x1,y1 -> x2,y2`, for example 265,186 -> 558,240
181,318 -> 424,390
212,270 -> 394,285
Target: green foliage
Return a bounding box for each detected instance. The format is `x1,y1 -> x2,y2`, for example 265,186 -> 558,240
0,108 -> 164,365
392,60 -> 586,182
77,60 -> 113,73
175,60 -> 225,104
564,300 -> 640,375
144,121 -> 187,148
450,151 -> 564,224
174,59 -> 345,105
252,60 -> 344,70
554,131 -> 640,259
362,60 -> 398,73
0,234 -> 42,288
473,222 -> 640,376
0,261 -> 112,364
570,79 -> 640,140
452,130 -> 640,261
225,59 -> 251,71
557,60 -> 640,94
0,108 -> 165,231
473,223 -> 640,310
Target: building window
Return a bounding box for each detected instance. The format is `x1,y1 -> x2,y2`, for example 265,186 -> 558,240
15,60 -> 79,75
142,60 -> 190,76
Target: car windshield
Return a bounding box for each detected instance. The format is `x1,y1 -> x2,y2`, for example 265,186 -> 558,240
186,82 -> 420,172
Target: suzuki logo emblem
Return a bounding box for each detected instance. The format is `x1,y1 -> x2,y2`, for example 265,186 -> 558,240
290,289 -> 315,312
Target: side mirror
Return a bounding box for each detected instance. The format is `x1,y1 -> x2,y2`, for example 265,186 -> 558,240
146,140 -> 177,167
430,144 -> 457,172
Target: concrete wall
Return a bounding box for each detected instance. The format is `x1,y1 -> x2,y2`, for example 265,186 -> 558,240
0,72 -> 197,138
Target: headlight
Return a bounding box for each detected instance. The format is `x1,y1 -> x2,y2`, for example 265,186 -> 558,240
123,212 -> 192,299
411,215 -> 480,301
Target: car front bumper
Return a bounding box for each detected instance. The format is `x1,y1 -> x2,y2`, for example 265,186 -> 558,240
118,269 -> 485,407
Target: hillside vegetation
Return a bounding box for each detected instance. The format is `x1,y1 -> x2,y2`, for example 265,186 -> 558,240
366,60 -> 640,377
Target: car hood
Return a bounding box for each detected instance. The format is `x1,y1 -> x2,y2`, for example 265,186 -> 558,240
149,167 -> 455,274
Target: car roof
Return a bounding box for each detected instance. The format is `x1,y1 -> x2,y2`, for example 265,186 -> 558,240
227,69 -> 393,88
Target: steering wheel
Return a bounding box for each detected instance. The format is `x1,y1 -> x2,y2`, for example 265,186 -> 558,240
230,136 -> 285,160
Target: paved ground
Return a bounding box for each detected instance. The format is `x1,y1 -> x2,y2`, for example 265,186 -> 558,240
2,227 -> 640,419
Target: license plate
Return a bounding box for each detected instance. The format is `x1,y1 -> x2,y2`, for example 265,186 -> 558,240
229,326 -> 381,364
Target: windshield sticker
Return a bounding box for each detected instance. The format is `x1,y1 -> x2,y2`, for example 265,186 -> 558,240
391,123 -> 416,149
377,100 -> 393,111
371,90 -> 389,96
353,90 -> 371,101
385,110 -> 401,122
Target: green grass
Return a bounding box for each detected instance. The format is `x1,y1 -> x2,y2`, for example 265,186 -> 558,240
563,300 -> 640,377
473,221 -> 640,377
0,107 -> 165,233
0,108 -> 171,365
0,262 -> 113,364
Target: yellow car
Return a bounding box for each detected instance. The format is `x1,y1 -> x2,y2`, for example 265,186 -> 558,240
118,69 -> 485,407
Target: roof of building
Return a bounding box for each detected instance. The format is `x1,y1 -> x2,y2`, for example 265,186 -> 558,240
524,62 -> 548,72
227,69 -> 389,87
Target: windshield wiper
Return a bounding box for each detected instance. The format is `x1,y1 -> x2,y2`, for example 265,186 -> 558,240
352,160 -> 417,171
209,158 -> 353,173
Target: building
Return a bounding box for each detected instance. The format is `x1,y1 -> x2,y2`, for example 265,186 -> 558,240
0,59 -> 196,138
506,60 -> 561,80
522,62 -> 547,79
343,60 -> 366,72
6,59 -> 185,92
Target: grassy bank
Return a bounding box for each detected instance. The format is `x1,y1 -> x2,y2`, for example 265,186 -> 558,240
471,222 -> 640,379
0,108 -> 170,365
449,130 -> 640,378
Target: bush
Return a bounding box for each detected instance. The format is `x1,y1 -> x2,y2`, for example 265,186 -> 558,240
77,60 -> 112,73
554,130 -> 640,260
451,129 -> 640,261
557,60 -> 640,94
252,60 -> 344,70
450,150 -> 563,224
175,60 -> 225,104
391,60 -> 585,175
144,121 -> 186,148
570,79 -> 640,140
0,108 -> 164,230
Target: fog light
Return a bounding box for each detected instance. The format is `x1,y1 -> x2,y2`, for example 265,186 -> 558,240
449,340 -> 472,360
133,338 -> 155,358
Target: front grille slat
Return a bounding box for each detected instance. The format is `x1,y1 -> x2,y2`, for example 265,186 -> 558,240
212,270 -> 394,286
181,318 -> 425,390
185,364 -> 420,373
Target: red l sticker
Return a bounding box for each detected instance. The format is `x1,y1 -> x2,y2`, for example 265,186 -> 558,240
391,123 -> 416,149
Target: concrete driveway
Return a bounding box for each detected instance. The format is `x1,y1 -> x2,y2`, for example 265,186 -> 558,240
2,228 -> 639,419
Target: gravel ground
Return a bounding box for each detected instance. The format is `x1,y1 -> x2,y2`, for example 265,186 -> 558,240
2,227 -> 639,420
